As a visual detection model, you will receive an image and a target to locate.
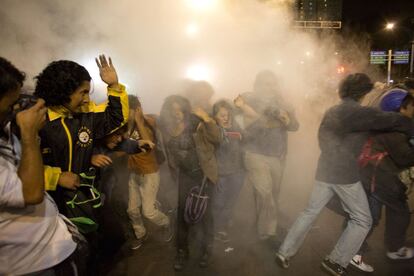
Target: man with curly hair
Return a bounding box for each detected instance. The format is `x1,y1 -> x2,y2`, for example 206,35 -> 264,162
0,57 -> 81,275
34,55 -> 129,234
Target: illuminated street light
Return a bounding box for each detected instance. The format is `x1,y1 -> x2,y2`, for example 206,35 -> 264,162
385,22 -> 395,30
186,64 -> 211,81
185,22 -> 199,37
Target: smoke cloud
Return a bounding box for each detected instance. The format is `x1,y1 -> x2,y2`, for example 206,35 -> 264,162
0,0 -> 372,222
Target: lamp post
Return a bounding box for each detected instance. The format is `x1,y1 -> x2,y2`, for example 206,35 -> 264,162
385,23 -> 395,85
385,22 -> 414,76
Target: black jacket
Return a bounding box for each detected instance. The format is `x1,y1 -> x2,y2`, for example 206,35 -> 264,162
41,85 -> 129,216
316,98 -> 414,184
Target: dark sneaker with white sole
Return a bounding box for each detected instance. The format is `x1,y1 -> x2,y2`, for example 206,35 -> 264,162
386,246 -> 414,261
321,258 -> 347,276
275,252 -> 290,269
199,252 -> 211,268
174,249 -> 189,271
128,233 -> 148,250
161,223 -> 174,242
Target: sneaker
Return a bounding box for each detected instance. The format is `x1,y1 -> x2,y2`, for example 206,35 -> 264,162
321,258 -> 347,276
128,233 -> 148,250
275,252 -> 290,269
215,231 -> 230,243
349,254 -> 374,273
128,238 -> 143,250
386,246 -> 414,260
161,223 -> 174,242
173,249 -> 189,271
199,252 -> 210,268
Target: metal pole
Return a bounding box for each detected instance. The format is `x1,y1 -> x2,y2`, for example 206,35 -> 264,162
387,49 -> 392,85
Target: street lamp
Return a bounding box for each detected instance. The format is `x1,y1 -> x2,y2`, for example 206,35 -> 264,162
384,22 -> 414,75
385,22 -> 395,30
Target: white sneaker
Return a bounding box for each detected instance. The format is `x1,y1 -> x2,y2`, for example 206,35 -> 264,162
386,247 -> 414,260
350,254 -> 374,273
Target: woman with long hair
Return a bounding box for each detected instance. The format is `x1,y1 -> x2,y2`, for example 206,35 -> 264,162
159,94 -> 220,271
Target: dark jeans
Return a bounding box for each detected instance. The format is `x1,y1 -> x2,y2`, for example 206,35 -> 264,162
211,171 -> 244,233
368,195 -> 411,252
176,169 -> 214,254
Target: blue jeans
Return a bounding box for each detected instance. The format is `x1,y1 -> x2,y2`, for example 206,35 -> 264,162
278,180 -> 372,268
211,172 -> 244,233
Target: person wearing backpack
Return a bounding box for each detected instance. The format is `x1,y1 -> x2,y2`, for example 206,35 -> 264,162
126,95 -> 173,250
275,73 -> 414,276
359,90 -> 414,261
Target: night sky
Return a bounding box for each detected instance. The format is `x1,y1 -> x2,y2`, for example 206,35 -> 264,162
342,0 -> 414,48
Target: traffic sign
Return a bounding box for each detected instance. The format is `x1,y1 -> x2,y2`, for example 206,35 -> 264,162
393,50 -> 410,64
370,51 -> 387,64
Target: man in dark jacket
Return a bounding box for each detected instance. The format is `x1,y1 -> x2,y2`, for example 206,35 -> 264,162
275,73 -> 414,276
34,55 -> 129,229
359,89 -> 414,261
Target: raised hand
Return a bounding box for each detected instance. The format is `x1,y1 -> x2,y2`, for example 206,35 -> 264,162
234,95 -> 245,108
278,110 -> 291,126
192,107 -> 211,122
16,99 -> 47,138
95,54 -> 119,88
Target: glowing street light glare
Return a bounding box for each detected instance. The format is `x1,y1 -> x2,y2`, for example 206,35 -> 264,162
305,51 -> 312,57
185,23 -> 199,37
386,22 -> 395,30
186,0 -> 217,11
186,64 -> 210,81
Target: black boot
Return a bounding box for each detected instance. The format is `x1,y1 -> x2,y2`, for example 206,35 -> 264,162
199,252 -> 210,268
174,249 -> 189,271
199,245 -> 213,268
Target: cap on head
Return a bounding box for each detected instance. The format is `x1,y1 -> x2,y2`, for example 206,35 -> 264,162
380,89 -> 408,112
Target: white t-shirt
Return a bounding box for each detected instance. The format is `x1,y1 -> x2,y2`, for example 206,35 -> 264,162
0,123 -> 77,275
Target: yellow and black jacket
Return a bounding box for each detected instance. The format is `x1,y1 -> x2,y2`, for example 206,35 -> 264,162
40,84 -> 128,218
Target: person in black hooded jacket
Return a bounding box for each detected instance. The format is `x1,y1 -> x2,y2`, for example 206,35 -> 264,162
359,89 -> 414,261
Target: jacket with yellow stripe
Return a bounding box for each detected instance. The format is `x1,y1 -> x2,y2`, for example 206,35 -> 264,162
40,84 -> 129,196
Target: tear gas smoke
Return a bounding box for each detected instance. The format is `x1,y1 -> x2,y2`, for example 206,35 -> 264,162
0,0 -> 375,254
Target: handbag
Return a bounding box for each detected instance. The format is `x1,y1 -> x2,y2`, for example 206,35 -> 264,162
184,176 -> 209,224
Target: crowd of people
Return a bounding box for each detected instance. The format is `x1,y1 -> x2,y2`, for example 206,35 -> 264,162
0,55 -> 413,276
